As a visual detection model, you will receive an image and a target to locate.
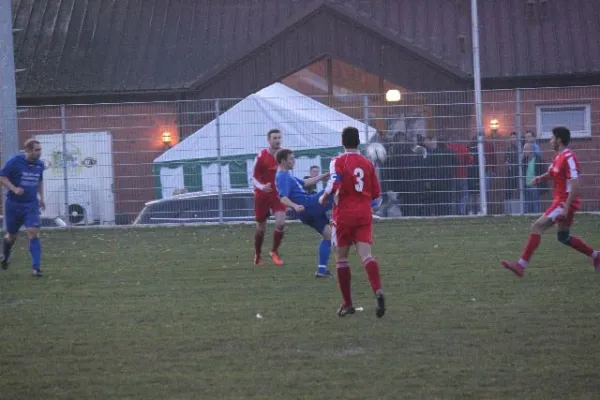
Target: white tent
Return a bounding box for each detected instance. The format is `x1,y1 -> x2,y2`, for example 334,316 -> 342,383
153,83 -> 377,199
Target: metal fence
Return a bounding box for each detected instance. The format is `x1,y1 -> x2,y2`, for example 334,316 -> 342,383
5,84 -> 600,226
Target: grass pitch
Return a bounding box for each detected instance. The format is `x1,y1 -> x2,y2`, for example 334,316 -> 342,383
1,216 -> 600,399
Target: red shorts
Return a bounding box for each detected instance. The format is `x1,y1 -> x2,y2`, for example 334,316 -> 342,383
332,220 -> 373,248
254,193 -> 286,222
544,200 -> 578,227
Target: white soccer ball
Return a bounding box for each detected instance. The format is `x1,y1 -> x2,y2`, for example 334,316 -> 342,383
366,142 -> 387,163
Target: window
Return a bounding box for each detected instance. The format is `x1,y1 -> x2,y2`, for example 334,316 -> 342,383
536,104 -> 592,139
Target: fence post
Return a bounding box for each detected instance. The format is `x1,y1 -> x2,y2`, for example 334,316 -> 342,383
1,0 -> 19,232
215,99 -> 224,224
363,95 -> 370,145
470,0 -> 488,216
515,89 -> 525,215
60,104 -> 70,224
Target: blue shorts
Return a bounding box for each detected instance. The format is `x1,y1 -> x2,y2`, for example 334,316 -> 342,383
4,200 -> 41,234
300,212 -> 330,235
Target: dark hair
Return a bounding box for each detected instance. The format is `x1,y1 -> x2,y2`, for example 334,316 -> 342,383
309,165 -> 319,171
24,139 -> 41,150
275,148 -> 293,164
525,130 -> 536,138
552,126 -> 571,146
510,131 -> 517,136
267,128 -> 281,139
342,126 -> 360,149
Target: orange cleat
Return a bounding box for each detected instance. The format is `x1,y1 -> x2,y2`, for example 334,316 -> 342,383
253,253 -> 263,266
269,251 -> 284,267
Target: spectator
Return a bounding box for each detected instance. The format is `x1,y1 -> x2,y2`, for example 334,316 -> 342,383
504,132 -> 520,200
447,136 -> 474,215
522,142 -> 546,214
525,130 -> 541,156
304,165 -> 320,194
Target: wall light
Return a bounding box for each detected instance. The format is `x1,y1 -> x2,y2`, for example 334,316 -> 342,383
385,89 -> 401,102
162,131 -> 172,147
489,119 -> 499,133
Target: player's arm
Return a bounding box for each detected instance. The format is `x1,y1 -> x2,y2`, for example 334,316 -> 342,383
563,157 -> 580,210
276,174 -> 304,212
320,159 -> 341,204
38,174 -> 45,210
303,171 -> 330,188
251,155 -> 271,192
0,161 -> 23,195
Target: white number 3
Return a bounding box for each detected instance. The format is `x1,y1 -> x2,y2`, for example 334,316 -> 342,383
354,167 -> 364,192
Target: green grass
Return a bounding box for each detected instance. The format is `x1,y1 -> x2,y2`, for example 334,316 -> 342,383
1,216 -> 600,399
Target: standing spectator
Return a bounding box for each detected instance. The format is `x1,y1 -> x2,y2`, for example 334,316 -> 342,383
504,132 -> 521,201
447,136 -> 474,215
304,165 -> 320,194
525,130 -> 541,156
522,142 -> 546,214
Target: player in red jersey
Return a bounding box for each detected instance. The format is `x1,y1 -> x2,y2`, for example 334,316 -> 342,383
252,128 -> 287,266
319,127 -> 385,318
501,126 -> 600,276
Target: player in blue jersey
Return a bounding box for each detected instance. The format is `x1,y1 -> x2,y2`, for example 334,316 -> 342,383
275,148 -> 334,278
0,139 -> 46,277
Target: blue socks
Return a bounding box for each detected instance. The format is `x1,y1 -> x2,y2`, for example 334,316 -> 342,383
29,237 -> 42,270
317,239 -> 331,273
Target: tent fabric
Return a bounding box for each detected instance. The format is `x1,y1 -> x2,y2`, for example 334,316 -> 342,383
152,83 -> 378,198
154,82 -> 377,164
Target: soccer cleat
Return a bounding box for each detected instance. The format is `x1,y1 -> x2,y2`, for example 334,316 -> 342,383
253,254 -> 263,266
501,260 -> 525,277
337,304 -> 356,317
315,270 -> 334,279
31,269 -> 42,278
592,252 -> 600,270
269,251 -> 284,267
0,255 -> 9,270
375,292 -> 386,318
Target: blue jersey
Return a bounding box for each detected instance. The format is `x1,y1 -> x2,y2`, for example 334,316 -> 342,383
0,154 -> 45,204
276,170 -> 330,216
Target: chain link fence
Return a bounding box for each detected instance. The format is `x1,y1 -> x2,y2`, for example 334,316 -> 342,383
5,84 -> 599,226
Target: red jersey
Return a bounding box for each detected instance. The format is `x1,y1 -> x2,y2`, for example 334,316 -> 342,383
326,152 -> 381,224
252,148 -> 278,196
549,148 -> 581,208
446,143 -> 474,179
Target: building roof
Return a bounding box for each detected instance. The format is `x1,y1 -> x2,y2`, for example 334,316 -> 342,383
11,0 -> 600,98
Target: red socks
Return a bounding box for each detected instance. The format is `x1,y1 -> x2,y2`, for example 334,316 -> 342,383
336,258 -> 383,307
521,233 -> 541,263
336,261 -> 352,307
254,231 -> 264,256
272,228 -> 284,253
568,236 -> 594,257
363,257 -> 382,294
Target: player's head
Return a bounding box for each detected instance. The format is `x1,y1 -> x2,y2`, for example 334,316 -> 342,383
309,165 -> 319,177
24,139 -> 42,161
342,127 -> 360,150
551,126 -> 570,151
276,148 -> 295,170
267,129 -> 282,150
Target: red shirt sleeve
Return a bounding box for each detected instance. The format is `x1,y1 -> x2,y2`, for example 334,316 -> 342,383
252,152 -> 266,190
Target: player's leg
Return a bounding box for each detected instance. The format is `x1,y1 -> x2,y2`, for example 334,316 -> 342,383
501,208 -> 555,277
354,224 -> 385,318
332,222 -> 355,316
24,205 -> 43,277
555,209 -> 600,269
253,196 -> 269,265
1,204 -> 24,270
315,224 -> 333,278
268,201 -> 287,266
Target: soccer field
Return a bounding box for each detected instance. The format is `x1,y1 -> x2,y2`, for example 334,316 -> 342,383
1,216 -> 600,399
